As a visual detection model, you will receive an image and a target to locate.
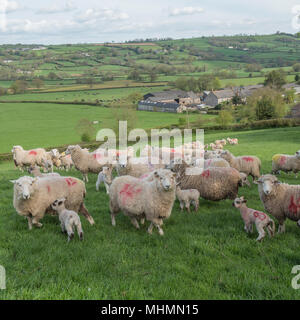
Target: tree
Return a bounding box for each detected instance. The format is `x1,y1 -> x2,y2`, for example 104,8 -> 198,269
232,93 -> 243,106
75,118 -> 96,142
148,70 -> 158,82
292,63 -> 300,72
284,89 -> 295,104
295,74 -> 300,83
264,70 -> 286,89
47,72 -> 59,80
216,110 -> 233,127
245,63 -> 262,72
10,80 -> 28,94
127,69 -> 142,81
126,92 -> 143,105
32,78 -> 44,89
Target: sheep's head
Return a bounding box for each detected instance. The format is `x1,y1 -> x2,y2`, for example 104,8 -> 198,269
65,145 -> 80,155
239,173 -> 251,187
102,166 -> 113,184
11,145 -> 23,153
10,176 -> 37,200
154,169 -> 176,192
51,198 -> 66,211
255,174 -> 281,196
295,150 -> 300,159
220,150 -> 231,160
51,149 -> 60,158
232,196 -> 247,208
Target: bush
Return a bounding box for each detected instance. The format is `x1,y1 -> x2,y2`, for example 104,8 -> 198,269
81,132 -> 92,142
178,117 -> 186,126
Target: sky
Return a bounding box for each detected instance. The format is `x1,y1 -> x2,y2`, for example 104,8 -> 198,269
0,0 -> 300,44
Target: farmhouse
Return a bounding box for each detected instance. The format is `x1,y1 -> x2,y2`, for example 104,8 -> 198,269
204,89 -> 234,107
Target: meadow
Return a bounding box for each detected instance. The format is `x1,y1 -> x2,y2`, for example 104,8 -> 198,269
0,127 -> 300,299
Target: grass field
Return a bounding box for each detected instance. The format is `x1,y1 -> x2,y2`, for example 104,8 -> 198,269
0,102 -> 215,153
0,127 -> 300,299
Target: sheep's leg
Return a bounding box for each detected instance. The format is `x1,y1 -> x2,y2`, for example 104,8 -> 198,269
185,201 -> 190,213
27,217 -> 33,230
153,218 -> 164,236
130,217 -> 140,229
256,225 -> 266,242
76,221 -> 84,240
79,202 -> 95,225
195,200 -> 199,212
147,222 -> 154,235
61,222 -> 66,234
179,201 -> 184,212
95,176 -> 101,191
140,218 -> 145,225
278,222 -> 286,234
66,224 -> 74,242
266,224 -> 273,238
104,182 -> 110,194
32,217 -> 43,228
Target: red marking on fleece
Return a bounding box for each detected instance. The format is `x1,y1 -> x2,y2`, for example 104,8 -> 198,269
171,148 -> 175,153
29,150 -> 37,156
47,185 -> 51,193
207,159 -> 212,167
242,157 -> 254,162
201,170 -> 210,178
65,178 -> 77,186
289,196 -> 300,216
279,156 -> 287,166
253,211 -> 267,221
140,174 -> 149,180
119,184 -> 142,205
93,153 -> 102,160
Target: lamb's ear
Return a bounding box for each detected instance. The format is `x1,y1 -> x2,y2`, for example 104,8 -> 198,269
10,180 -> 16,184
154,171 -> 159,178
242,199 -> 247,203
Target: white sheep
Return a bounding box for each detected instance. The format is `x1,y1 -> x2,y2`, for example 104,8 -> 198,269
96,166 -> 113,193
11,175 -> 95,229
28,165 -> 60,178
233,196 -> 275,241
109,169 -> 176,235
272,151 -> 300,177
176,185 -> 200,213
51,198 -> 84,242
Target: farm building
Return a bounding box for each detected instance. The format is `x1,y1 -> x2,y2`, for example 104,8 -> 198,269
137,100 -> 180,113
143,90 -> 201,105
286,104 -> 300,118
204,89 -> 235,107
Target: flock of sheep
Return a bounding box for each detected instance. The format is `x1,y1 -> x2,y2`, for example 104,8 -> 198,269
9,138 -> 300,242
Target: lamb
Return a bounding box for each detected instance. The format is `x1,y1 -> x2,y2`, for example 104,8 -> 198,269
210,143 -> 223,150
66,145 -> 108,182
11,146 -> 48,172
220,150 -> 261,180
51,198 -> 84,242
171,162 -> 242,201
227,138 -> 238,145
109,169 -> 176,235
60,153 -> 74,171
239,172 -> 251,187
116,156 -> 164,178
176,185 -> 200,213
271,151 -> 300,177
232,196 -> 275,241
256,174 -> 300,233
50,149 -> 62,169
11,175 -> 95,229
96,166 -> 113,193
28,165 -> 60,178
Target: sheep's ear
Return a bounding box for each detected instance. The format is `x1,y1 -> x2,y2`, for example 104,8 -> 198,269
10,180 -> 16,184
154,171 -> 159,177
242,199 -> 247,203
274,180 -> 281,185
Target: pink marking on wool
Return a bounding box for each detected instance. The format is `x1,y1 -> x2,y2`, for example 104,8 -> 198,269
279,156 -> 287,166
47,185 -> 51,193
93,153 -> 102,160
65,178 -> 77,186
253,211 -> 267,221
242,157 -> 254,162
171,148 -> 175,153
201,170 -> 210,178
140,173 -> 149,180
288,196 -> 300,216
207,159 -> 212,167
29,150 -> 37,156
119,184 -> 142,205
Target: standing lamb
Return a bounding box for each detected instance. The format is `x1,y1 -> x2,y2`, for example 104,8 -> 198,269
256,174 -> 300,233
271,151 -> 300,177
96,166 -> 113,193
51,198 -> 84,242
11,175 -> 95,229
233,196 -> 275,241
11,146 -> 48,172
220,150 -> 261,180
28,165 -> 60,178
171,162 -> 242,201
176,185 -> 200,213
66,145 -> 108,182
109,169 -> 176,235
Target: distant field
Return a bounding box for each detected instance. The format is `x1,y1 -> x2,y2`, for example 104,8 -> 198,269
0,102 -> 215,153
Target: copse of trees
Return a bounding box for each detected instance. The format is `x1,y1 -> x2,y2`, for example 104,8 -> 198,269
175,75 -> 221,92
264,70 -> 286,90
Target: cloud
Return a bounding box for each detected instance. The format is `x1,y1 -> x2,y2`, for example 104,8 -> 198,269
169,6 -> 204,17
76,8 -> 129,22
0,0 -> 23,13
36,1 -> 76,14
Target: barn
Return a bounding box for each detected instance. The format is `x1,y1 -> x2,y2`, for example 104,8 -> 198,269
137,100 -> 180,113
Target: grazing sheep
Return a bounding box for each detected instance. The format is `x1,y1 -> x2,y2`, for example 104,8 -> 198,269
233,196 -> 275,241
51,198 -> 84,242
176,185 -> 200,213
11,175 -> 95,229
116,156 -> 164,178
239,172 -> 251,187
96,166 -> 113,193
256,174 -> 300,233
227,138 -> 239,145
272,151 -> 300,177
28,165 -> 60,178
11,146 -> 48,172
220,150 -> 261,180
60,153 -> 74,171
66,145 -> 108,182
171,162 -> 241,201
109,169 -> 176,235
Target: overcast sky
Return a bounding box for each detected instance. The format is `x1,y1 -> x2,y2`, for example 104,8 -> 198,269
0,0 -> 300,44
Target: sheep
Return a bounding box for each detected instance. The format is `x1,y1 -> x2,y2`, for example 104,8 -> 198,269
256,174 -> 300,234
11,146 -> 48,172
51,198 -> 84,242
239,172 -> 251,187
204,158 -> 230,169
210,143 -> 223,151
170,162 -> 242,201
50,149 -> 62,169
11,175 -> 95,229
176,185 -> 200,213
45,152 -> 54,173
60,153 -> 74,171
227,138 -> 238,145
96,166 -> 113,193
116,156 -> 164,178
232,196 -> 275,241
28,165 -> 60,178
271,151 -> 300,177
220,150 -> 261,180
109,169 -> 176,235
204,150 -> 222,160
66,145 -> 108,182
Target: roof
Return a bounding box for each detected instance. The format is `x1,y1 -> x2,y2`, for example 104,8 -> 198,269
138,100 -> 179,110
143,90 -> 198,102
212,89 -> 235,99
